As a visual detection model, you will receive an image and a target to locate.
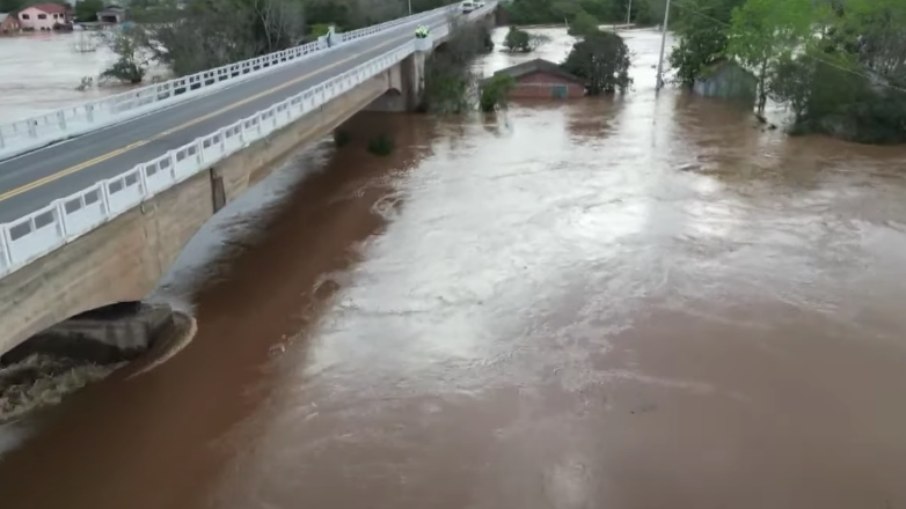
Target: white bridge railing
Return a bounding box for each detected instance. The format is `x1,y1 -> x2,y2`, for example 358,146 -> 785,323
0,3 -> 463,161
0,0 -> 497,279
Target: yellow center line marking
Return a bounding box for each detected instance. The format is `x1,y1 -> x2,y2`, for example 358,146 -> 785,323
0,30 -> 410,204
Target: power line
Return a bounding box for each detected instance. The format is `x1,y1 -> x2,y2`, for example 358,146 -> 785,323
667,0 -> 906,94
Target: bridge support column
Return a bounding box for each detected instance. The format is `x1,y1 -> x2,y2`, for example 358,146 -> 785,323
0,303 -> 176,366
210,168 -> 226,212
402,51 -> 427,111
366,51 -> 427,112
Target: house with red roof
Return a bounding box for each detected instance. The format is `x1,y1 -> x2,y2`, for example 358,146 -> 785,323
18,3 -> 69,31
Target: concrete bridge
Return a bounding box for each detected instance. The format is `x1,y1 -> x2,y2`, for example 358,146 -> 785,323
0,2 -> 497,357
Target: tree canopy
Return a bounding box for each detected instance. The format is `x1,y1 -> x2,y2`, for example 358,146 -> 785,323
668,0 -> 745,85
562,31 -> 632,94
120,0 -> 461,77
727,0 -> 814,113
74,0 -> 104,22
568,10 -> 601,37
504,26 -> 532,52
503,0 -> 669,26
669,0 -> 906,143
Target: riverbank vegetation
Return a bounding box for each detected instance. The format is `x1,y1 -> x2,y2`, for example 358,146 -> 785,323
670,0 -> 906,143
422,23 -> 494,113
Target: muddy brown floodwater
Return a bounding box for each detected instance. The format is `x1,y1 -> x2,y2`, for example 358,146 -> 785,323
2,28 -> 906,509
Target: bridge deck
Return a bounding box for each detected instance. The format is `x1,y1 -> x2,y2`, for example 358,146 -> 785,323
0,9 -> 450,224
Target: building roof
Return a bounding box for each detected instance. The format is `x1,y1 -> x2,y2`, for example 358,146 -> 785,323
698,60 -> 756,81
488,59 -> 585,85
24,3 -> 68,14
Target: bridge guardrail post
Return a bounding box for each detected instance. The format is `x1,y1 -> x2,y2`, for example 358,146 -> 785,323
137,163 -> 150,199
194,139 -> 204,168
218,127 -> 228,155
0,225 -> 11,274
99,178 -> 113,220
54,201 -> 69,240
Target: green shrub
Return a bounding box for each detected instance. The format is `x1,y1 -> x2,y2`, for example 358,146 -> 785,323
504,26 -> 531,52
480,74 -> 516,112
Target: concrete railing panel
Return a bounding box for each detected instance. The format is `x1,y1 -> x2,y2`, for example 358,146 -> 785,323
60,184 -> 108,239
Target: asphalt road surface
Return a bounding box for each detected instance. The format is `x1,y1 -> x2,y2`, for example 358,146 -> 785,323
0,9 -> 454,224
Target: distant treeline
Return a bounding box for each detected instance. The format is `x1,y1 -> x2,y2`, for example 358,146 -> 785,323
501,0 -> 670,26
98,0 -> 461,77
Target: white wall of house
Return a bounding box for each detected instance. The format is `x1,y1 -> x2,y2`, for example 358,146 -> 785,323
18,7 -> 65,31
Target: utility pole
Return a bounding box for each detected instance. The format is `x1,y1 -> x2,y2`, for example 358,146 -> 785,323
626,0 -> 632,26
408,0 -> 412,15
655,0 -> 672,91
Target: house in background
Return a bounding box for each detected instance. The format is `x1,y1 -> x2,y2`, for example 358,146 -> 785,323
97,5 -> 126,23
0,12 -> 23,34
486,59 -> 586,99
17,3 -> 70,31
693,61 -> 757,105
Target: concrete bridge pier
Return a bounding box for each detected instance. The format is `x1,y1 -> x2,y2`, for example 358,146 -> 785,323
366,51 -> 427,112
0,302 -> 176,366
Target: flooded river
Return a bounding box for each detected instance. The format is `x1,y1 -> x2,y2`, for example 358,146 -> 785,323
2,27 -> 906,508
0,31 -> 167,122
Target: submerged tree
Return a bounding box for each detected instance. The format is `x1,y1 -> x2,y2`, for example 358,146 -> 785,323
480,74 -> 516,112
102,27 -> 148,84
668,0 -> 745,86
504,26 -> 532,52
562,31 -> 631,94
727,0 -> 814,114
766,0 -> 906,142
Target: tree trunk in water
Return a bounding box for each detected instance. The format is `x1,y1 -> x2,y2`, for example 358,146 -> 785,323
757,58 -> 768,116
